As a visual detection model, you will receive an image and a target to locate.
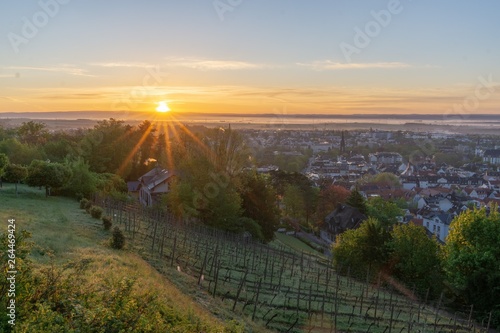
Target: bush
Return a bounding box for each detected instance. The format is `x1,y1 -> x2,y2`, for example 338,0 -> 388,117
90,206 -> 103,219
111,227 -> 125,249
79,198 -> 89,209
102,216 -> 112,231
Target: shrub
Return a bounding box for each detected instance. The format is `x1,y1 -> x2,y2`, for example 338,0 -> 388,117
102,216 -> 112,231
111,227 -> 125,249
90,206 -> 103,219
79,198 -> 89,209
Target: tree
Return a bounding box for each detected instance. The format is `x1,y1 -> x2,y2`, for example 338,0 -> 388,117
80,118 -> 134,176
166,127 -> 253,233
332,217 -> 390,277
17,121 -> 48,146
25,160 -> 72,196
42,132 -> 79,163
346,189 -> 368,215
204,126 -> 248,176
282,184 -> 305,221
443,207 -> 500,328
387,223 -> 443,298
239,172 -> 280,242
372,172 -> 402,189
0,153 -> 8,188
367,197 -> 403,228
0,138 -> 45,165
61,158 -> 99,199
315,185 -> 351,225
3,164 -> 28,196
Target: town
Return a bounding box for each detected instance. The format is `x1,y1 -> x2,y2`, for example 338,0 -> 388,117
239,127 -> 500,243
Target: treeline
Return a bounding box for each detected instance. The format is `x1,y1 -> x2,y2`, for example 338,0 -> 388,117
0,119 -> 408,243
0,119 -> 163,180
0,119 -> 150,199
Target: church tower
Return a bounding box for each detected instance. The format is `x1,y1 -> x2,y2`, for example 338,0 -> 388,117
340,130 -> 346,154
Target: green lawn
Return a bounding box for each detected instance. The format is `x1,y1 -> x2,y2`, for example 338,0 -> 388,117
271,232 -> 322,256
0,183 -> 108,262
0,183 -> 234,332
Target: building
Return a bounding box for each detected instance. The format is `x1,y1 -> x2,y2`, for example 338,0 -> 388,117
320,204 -> 366,243
483,149 -> 500,165
369,152 -> 403,165
138,167 -> 175,207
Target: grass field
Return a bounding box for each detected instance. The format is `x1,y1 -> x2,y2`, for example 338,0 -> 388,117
0,183 -> 244,332
271,232 -> 322,256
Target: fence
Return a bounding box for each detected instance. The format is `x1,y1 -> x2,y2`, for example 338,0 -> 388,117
93,195 -> 495,333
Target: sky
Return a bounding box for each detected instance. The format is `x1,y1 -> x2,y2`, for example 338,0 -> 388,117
1,0 -> 500,116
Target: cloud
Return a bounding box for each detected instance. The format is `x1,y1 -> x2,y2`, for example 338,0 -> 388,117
4,65 -> 94,77
89,62 -> 153,68
297,60 -> 413,71
165,57 -> 265,70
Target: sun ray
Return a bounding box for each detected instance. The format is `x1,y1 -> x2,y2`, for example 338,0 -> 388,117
116,121 -> 156,176
170,118 -> 210,156
156,120 -> 175,172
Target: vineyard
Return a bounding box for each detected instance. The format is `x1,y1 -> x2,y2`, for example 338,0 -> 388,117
94,196 -> 494,333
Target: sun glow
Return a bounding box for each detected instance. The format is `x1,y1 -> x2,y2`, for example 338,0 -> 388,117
156,101 -> 171,112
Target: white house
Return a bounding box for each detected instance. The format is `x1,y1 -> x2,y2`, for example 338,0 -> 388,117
421,213 -> 453,243
483,149 -> 500,165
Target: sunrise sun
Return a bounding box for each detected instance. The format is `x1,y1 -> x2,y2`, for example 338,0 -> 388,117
156,101 -> 171,113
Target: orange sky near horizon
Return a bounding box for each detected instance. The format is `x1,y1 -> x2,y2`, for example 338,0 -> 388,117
2,81 -> 499,116
1,2 -> 499,116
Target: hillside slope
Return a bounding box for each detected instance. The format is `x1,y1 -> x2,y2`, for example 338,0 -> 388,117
0,184 -> 244,332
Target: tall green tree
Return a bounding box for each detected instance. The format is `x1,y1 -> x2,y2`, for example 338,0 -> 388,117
346,189 -> 368,215
282,184 -> 305,221
0,138 -> 45,165
3,164 -> 28,196
17,121 -> 48,146
25,160 -> 72,196
61,158 -> 98,199
367,197 -> 403,228
387,223 -> 443,298
80,118 -> 133,176
204,126 -> 248,176
167,129 -> 244,231
332,217 -> 390,277
239,172 -> 280,242
443,207 -> 500,328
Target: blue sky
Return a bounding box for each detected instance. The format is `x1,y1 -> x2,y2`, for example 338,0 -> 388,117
1,0 -> 499,114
